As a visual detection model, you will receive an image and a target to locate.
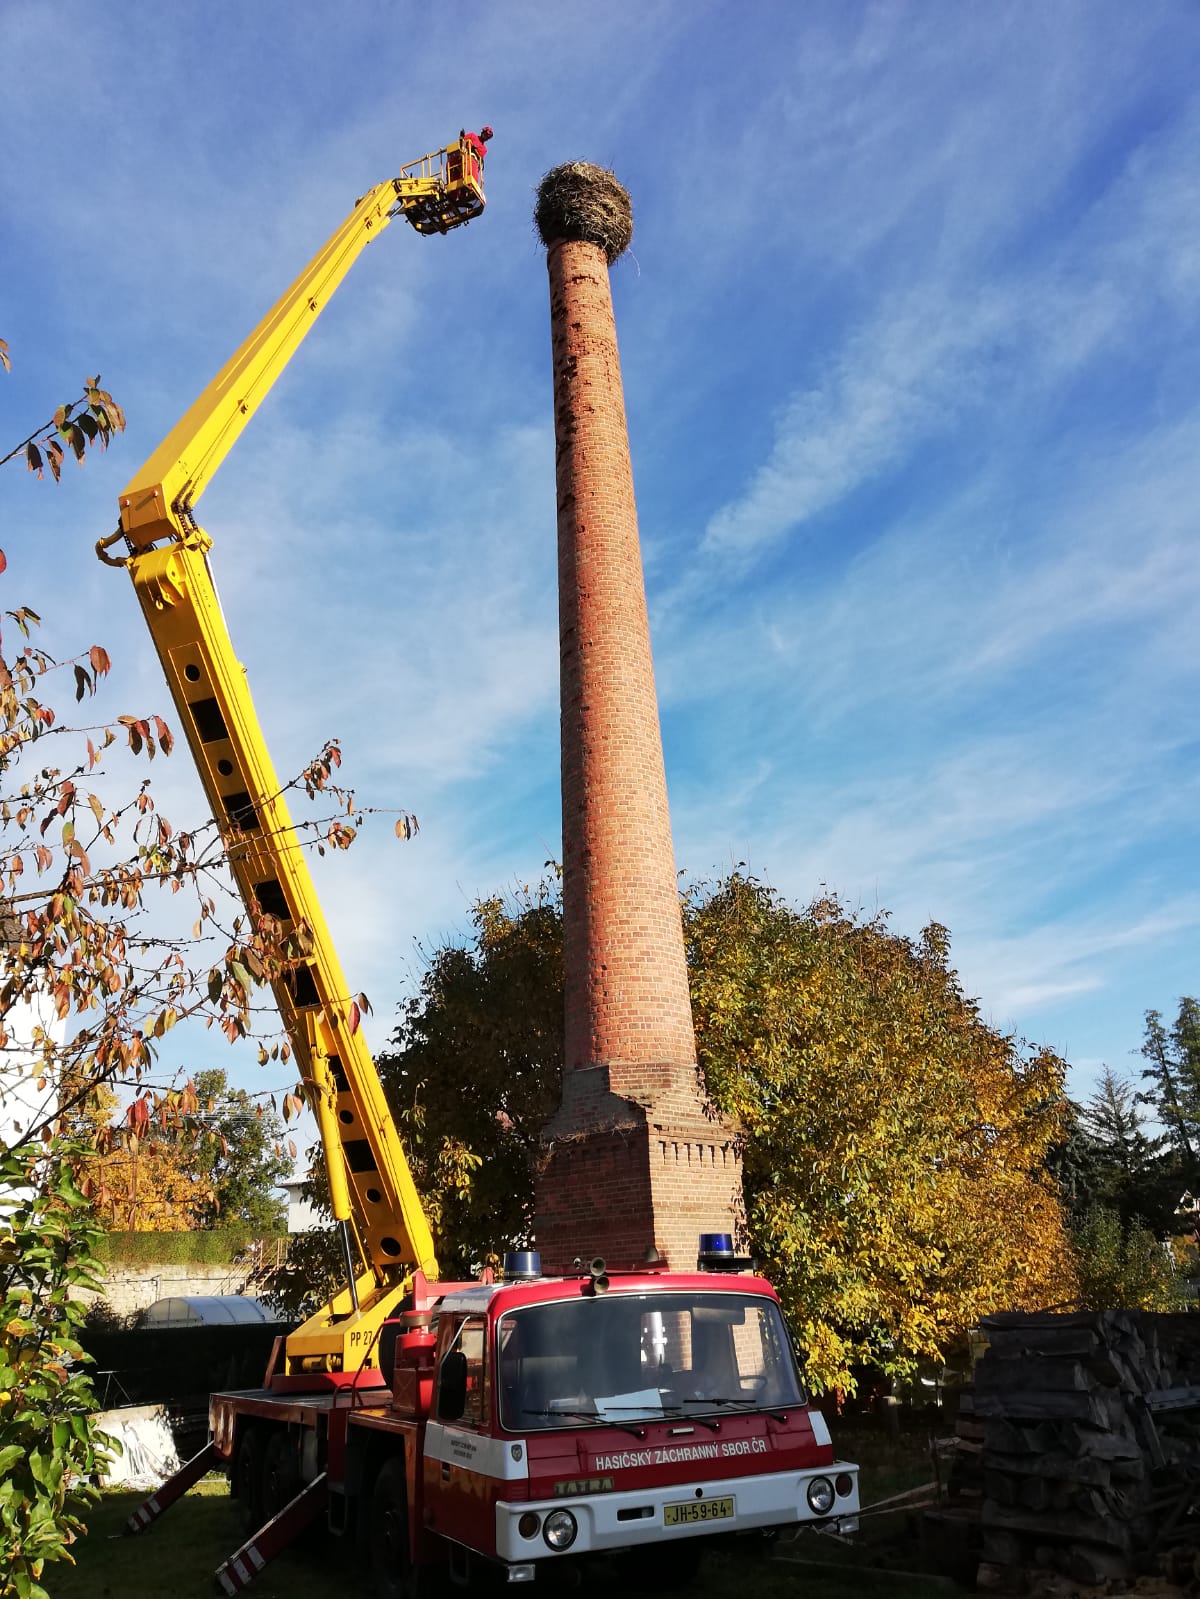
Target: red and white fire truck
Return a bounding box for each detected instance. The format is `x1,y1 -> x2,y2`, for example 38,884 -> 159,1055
109,128 -> 859,1591
138,1246 -> 859,1593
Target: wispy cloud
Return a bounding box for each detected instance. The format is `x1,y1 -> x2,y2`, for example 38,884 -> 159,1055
702,290 -> 1011,558
202,415 -> 560,789
700,69 -> 1200,566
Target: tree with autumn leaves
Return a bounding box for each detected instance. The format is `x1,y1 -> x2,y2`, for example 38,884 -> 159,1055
381,872 -> 1079,1393
0,340 -> 126,485
0,348 -> 357,1154
1,352 -> 143,1598
684,876 -> 1076,1388
0,597 -> 330,1157
0,348 -> 310,1597
60,1068 -> 289,1233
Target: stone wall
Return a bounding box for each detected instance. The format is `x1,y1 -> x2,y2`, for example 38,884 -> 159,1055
79,1258 -> 259,1322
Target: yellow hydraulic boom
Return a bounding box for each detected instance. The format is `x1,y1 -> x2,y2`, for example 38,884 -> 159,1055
98,132 -> 490,1375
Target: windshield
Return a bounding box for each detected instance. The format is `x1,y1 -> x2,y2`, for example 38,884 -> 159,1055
497,1290 -> 804,1431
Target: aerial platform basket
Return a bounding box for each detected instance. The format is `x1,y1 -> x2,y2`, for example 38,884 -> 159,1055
391,137 -> 486,234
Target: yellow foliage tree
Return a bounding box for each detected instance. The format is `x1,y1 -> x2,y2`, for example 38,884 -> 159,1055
686,876 -> 1078,1391
59,1078 -> 210,1232
382,872 -> 1078,1393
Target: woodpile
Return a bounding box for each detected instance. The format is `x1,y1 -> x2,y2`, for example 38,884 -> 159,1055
971,1310 -> 1200,1585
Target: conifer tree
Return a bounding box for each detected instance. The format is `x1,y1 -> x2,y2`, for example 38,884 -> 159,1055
1079,1066 -> 1161,1218
1139,1006 -> 1196,1160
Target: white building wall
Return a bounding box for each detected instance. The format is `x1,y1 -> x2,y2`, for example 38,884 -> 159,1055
278,1178 -> 323,1233
0,991 -> 65,1158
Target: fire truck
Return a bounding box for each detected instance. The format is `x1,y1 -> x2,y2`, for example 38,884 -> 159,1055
107,129 -> 860,1592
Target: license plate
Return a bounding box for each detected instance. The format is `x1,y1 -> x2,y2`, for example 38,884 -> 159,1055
663,1496 -> 735,1526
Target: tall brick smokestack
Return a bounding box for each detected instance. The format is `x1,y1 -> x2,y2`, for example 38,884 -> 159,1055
532,163 -> 742,1273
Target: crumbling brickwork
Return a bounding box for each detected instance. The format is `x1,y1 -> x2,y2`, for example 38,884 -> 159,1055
531,168 -> 742,1272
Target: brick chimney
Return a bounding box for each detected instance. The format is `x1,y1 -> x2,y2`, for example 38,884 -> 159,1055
531,164 -> 742,1273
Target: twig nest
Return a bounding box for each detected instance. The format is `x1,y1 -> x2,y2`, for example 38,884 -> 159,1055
534,163 -> 633,264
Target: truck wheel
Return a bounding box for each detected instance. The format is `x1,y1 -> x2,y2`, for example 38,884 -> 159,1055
233,1426 -> 265,1533
369,1456 -> 418,1599
262,1429 -> 298,1521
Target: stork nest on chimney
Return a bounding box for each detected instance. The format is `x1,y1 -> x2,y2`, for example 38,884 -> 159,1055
534,162 -> 633,264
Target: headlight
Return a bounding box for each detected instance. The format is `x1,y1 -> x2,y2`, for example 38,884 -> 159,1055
806,1476 -> 835,1516
543,1509 -> 578,1551
517,1512 -> 541,1540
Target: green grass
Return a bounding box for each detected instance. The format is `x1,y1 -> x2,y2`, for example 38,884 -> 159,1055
48,1427 -> 959,1599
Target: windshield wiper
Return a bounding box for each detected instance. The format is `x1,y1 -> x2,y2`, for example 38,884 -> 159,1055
521,1408 -> 647,1439
686,1395 -> 791,1423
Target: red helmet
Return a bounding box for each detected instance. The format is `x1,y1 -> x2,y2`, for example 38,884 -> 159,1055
479,126 -> 494,142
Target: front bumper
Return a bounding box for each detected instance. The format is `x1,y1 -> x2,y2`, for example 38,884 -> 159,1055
495,1461 -> 859,1563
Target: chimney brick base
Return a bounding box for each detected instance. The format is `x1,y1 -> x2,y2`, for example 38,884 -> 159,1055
534,1067 -> 743,1275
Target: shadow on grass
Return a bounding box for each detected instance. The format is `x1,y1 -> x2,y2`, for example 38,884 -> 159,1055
49,1482 -> 346,1599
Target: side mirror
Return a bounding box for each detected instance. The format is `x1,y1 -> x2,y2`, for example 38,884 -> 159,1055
437,1349 -> 468,1420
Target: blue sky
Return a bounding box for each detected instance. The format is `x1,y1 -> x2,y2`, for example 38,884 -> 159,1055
2,1 -> 1198,1129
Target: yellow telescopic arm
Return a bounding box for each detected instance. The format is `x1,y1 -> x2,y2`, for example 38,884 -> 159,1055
115,136 -> 485,550
100,134 -> 489,1365
119,180 -> 400,549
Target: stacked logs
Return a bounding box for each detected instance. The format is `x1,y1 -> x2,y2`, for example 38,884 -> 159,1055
973,1310 -> 1200,1584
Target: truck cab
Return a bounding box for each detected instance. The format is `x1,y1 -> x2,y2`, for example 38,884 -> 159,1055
379,1252 -> 859,1585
